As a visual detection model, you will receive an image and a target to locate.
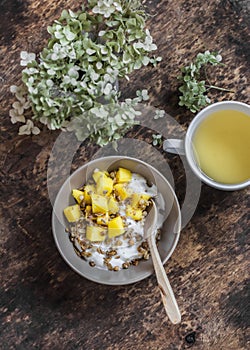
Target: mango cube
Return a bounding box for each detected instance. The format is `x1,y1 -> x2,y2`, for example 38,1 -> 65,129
91,193 -> 108,213
96,213 -> 109,226
114,183 -> 130,200
131,193 -> 151,208
64,204 -> 81,222
86,225 -> 106,241
96,175 -> 113,196
72,189 -> 85,204
116,167 -> 132,183
92,170 -> 108,183
108,216 -> 125,238
83,184 -> 95,204
108,196 -> 119,214
85,205 -> 92,218
126,205 -> 143,221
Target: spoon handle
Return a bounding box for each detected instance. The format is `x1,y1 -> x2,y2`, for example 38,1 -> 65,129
148,234 -> 181,324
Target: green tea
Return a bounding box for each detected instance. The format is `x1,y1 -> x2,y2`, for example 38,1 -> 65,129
193,109 -> 250,184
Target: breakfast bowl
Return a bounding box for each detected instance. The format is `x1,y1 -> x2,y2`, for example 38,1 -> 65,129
52,156 -> 181,285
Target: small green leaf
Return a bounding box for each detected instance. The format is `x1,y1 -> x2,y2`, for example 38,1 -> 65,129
63,26 -> 76,41
86,48 -> 96,55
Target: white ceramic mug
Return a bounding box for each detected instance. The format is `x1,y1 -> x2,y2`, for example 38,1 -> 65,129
163,101 -> 250,191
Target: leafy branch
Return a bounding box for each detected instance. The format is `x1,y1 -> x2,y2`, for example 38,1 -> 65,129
9,0 -> 162,146
178,51 -> 234,113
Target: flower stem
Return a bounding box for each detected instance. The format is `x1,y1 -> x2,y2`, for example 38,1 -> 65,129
206,85 -> 235,93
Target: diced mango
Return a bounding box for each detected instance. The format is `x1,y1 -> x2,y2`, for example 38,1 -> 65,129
108,196 -> 119,214
86,225 -> 106,242
116,167 -> 132,183
131,193 -> 151,208
130,193 -> 140,207
141,193 -> 151,201
108,216 -> 125,238
64,204 -> 81,222
114,183 -> 130,200
85,205 -> 92,218
83,184 -> 95,204
92,170 -> 108,183
91,193 -> 108,213
126,205 -> 143,221
72,189 -> 85,204
96,213 -> 109,226
96,175 -> 113,196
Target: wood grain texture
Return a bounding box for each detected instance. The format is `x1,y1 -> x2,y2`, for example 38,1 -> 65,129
0,1 -> 249,349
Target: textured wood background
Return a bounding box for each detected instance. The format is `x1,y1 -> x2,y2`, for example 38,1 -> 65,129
0,1 -> 249,349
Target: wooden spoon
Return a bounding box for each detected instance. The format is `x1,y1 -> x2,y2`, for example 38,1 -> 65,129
145,201 -> 181,324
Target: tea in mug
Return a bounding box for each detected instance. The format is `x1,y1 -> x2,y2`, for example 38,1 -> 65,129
192,109 -> 250,184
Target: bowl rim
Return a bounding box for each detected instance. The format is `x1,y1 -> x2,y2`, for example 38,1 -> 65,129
52,155 -> 181,285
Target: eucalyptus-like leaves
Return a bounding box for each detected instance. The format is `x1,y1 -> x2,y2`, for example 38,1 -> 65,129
178,51 -> 231,113
10,0 -> 161,145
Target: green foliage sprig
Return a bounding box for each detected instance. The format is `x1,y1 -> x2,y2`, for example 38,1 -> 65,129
178,51 -> 233,113
9,0 -> 162,146
152,133 -> 163,146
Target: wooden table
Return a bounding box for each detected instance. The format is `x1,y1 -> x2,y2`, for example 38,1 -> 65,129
1,1 -> 249,349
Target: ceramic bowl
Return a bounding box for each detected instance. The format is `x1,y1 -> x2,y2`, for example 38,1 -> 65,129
52,156 -> 181,285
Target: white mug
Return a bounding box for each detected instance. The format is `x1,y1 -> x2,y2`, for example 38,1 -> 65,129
163,101 -> 250,191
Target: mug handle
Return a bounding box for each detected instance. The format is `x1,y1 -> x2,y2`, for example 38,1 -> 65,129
163,139 -> 185,155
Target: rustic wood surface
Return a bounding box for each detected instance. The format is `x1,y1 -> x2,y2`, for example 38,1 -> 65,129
0,1 -> 249,349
